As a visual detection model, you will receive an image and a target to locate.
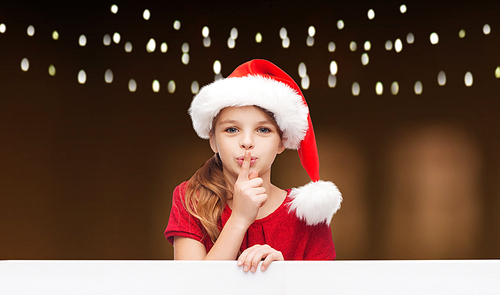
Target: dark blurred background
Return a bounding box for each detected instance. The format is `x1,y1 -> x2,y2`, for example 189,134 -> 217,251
1,0 -> 499,260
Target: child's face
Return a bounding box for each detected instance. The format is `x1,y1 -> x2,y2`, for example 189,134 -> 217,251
209,106 -> 285,183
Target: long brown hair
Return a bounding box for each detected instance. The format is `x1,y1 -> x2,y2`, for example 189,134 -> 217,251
183,106 -> 283,243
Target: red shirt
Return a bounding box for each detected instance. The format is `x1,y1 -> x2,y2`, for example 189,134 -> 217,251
165,182 -> 336,260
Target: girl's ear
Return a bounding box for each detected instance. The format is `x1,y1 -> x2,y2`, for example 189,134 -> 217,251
209,134 -> 218,153
277,141 -> 286,155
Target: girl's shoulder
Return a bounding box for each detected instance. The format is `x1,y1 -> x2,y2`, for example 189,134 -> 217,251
175,181 -> 189,193
171,181 -> 190,204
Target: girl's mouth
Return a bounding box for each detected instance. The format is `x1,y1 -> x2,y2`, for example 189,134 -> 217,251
236,156 -> 258,166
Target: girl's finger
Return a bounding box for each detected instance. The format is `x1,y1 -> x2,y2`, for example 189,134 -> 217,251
261,251 -> 283,271
248,170 -> 259,180
237,252 -> 247,266
238,245 -> 259,272
237,150 -> 251,182
237,245 -> 254,267
249,249 -> 266,272
244,249 -> 260,272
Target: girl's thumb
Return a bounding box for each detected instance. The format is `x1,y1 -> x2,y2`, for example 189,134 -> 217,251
248,170 -> 259,180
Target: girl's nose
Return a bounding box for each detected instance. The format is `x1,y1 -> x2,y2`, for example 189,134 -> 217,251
240,134 -> 254,150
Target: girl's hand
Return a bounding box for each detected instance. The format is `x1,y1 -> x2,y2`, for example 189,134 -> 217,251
231,150 -> 267,227
237,244 -> 284,272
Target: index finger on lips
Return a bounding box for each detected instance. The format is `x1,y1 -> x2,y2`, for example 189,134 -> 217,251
237,150 -> 251,181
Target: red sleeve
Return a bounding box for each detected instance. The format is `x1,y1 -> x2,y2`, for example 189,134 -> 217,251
304,223 -> 336,260
164,182 -> 205,245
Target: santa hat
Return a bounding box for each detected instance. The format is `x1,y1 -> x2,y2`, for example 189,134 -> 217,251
189,59 -> 342,226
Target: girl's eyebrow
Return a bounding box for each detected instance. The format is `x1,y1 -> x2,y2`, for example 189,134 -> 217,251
218,119 -> 273,125
217,119 -> 239,125
257,120 -> 274,125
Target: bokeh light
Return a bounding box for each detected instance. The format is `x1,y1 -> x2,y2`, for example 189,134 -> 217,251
364,41 -> 371,51
328,74 -> 337,88
391,81 -> 399,95
395,39 -> 403,52
125,42 -> 133,52
181,53 -> 190,65
407,33 -> 415,44
375,82 -> 383,95
328,42 -> 336,52
307,36 -> 314,47
483,24 -> 491,35
203,37 -> 211,47
48,65 -> 56,76
103,34 -> 111,46
438,71 -> 446,86
168,80 -> 176,93
191,81 -> 199,94
308,26 -> 316,37
280,27 -> 287,39
230,27 -> 238,39
361,53 -> 369,66
414,81 -> 423,94
213,60 -> 221,74
105,69 -> 113,83
301,75 -> 310,90
128,79 -> 137,92
143,9 -> 150,20
282,37 -> 290,48
385,40 -> 393,51
367,9 -> 375,20
228,37 -> 236,49
430,32 -> 439,45
27,25 -> 35,36
147,38 -> 156,52
329,61 -> 338,75
78,70 -> 86,84
161,42 -> 168,53
21,58 -> 29,71
113,32 -> 120,44
352,82 -> 360,96
298,62 -> 307,78
255,32 -> 263,43
202,26 -> 209,38
350,41 -> 357,52
464,72 -> 473,87
173,20 -> 181,30
152,80 -> 160,92
79,35 -> 87,46
337,20 -> 344,30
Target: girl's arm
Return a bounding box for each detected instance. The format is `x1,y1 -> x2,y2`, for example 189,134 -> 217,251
173,236 -> 206,259
173,215 -> 249,260
175,150 -> 267,261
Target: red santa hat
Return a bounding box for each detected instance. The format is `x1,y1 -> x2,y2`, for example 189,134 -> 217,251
189,59 -> 342,226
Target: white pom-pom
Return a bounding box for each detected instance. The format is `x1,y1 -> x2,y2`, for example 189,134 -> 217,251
288,180 -> 342,226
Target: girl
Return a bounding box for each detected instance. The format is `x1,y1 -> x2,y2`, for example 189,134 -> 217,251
165,59 -> 342,272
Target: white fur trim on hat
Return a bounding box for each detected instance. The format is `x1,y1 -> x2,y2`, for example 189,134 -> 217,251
288,180 -> 342,226
189,75 -> 309,150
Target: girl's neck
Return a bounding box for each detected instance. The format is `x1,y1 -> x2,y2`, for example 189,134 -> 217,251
255,184 -> 287,220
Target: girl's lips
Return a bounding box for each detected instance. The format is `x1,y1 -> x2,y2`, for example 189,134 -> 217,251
236,156 -> 257,166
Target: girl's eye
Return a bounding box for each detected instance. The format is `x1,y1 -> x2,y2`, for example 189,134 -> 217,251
257,127 -> 271,133
225,127 -> 238,133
